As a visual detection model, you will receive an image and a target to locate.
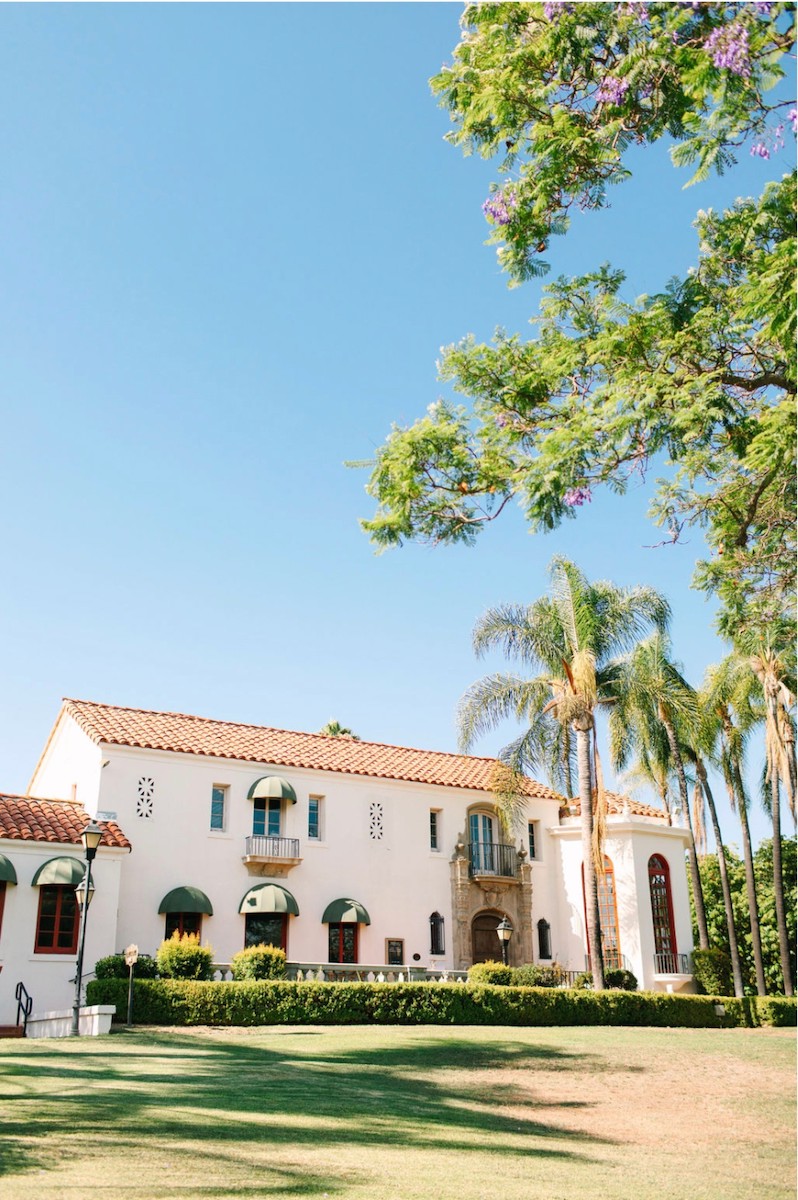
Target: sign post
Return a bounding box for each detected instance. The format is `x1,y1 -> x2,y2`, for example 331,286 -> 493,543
124,944 -> 139,1028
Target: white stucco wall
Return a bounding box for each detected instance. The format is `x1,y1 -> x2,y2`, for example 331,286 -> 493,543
94,743 -> 566,970
0,842 -> 126,1025
551,817 -> 694,990
28,713 -> 103,809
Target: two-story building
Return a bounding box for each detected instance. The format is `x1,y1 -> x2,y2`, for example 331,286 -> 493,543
0,697 -> 695,1023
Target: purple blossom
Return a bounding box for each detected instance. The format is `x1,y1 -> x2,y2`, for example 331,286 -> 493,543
482,190 -> 518,226
754,2 -> 772,12
790,108 -> 798,134
750,142 -> 771,159
703,22 -> 751,77
620,1 -> 649,21
564,486 -> 592,508
595,76 -> 630,106
543,1 -> 574,17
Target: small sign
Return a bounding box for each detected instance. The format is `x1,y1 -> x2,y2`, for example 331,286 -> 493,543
124,944 -> 139,966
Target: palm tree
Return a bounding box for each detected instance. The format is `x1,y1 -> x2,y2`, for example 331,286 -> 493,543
457,556 -> 670,991
702,657 -> 768,995
608,632 -> 711,953
318,720 -> 360,740
736,628 -> 796,996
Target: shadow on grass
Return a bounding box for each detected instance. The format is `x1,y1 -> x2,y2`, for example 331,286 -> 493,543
0,1029 -> 617,1191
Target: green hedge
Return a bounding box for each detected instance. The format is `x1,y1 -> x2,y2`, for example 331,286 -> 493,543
86,978 -> 798,1029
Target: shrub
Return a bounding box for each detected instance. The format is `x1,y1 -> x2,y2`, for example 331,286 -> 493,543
231,944 -> 287,981
512,963 -> 568,988
693,948 -> 734,996
94,953 -> 159,980
572,969 -> 638,991
467,960 -> 513,986
156,933 -> 214,981
85,977 -> 796,1030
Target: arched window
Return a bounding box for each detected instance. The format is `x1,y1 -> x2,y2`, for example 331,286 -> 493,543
648,855 -> 677,963
429,912 -> 445,956
537,918 -> 551,960
582,856 -> 622,970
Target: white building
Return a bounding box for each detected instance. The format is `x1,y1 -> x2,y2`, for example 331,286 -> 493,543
0,698 -> 695,1024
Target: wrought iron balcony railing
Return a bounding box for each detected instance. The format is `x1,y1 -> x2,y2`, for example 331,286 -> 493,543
653,951 -> 692,975
468,841 -> 518,879
244,835 -> 301,859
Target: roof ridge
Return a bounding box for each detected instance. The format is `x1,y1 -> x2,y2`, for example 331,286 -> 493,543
0,792 -> 84,807
62,697 -> 520,769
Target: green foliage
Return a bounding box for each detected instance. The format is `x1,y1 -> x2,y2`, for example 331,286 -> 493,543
695,839 -> 797,994
156,933 -> 214,981
358,2 -> 796,642
512,963 -> 568,988
575,969 -> 639,992
467,960 -> 514,986
93,953 -> 158,980
86,977 -> 795,1029
432,3 -> 793,280
230,943 -> 287,981
693,948 -> 734,996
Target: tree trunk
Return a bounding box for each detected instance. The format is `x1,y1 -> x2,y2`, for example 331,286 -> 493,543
730,761 -> 767,995
575,722 -> 605,990
697,760 -> 744,997
770,776 -> 794,997
662,716 -> 709,949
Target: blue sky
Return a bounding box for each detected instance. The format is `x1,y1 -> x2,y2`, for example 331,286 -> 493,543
0,3 -> 791,848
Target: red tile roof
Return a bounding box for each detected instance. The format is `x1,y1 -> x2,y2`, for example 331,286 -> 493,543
59,698 -> 564,800
561,791 -> 668,822
0,794 -> 131,849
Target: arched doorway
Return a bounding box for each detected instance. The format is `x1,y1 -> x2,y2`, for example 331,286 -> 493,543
471,910 -> 505,964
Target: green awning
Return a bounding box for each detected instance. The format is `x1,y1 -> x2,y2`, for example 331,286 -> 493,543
239,883 -> 299,916
158,886 -> 214,915
247,776 -> 297,804
0,854 -> 17,885
321,898 -> 371,925
31,857 -> 85,886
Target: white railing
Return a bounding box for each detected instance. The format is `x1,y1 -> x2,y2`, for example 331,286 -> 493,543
653,952 -> 692,975
244,836 -> 300,859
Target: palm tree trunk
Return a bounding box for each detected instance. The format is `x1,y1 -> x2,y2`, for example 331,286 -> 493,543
662,717 -> 710,950
576,722 -> 605,990
697,759 -> 744,997
770,775 -> 794,996
730,761 -> 767,995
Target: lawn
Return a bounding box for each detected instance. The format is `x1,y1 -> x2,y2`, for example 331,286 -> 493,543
0,1024 -> 794,1200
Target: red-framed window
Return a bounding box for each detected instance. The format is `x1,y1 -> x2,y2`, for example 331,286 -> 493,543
328,922 -> 358,964
164,912 -> 203,940
582,856 -> 622,970
34,885 -> 79,954
648,855 -> 677,957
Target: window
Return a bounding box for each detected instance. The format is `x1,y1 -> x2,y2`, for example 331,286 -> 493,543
537,918 -> 552,960
528,821 -> 539,860
308,796 -> 322,840
165,912 -> 202,940
386,939 -> 404,966
581,856 -> 622,970
210,786 -> 227,832
34,885 -> 79,954
429,810 -> 440,851
252,797 -> 281,837
0,881 -> 6,942
245,913 -> 287,951
429,912 -> 445,956
649,855 -> 677,959
469,811 -> 495,873
328,923 -> 358,963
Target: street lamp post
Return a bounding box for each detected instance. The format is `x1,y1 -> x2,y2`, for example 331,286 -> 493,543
496,916 -> 514,968
70,820 -> 104,1037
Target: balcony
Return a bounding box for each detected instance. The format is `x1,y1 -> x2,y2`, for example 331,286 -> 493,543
242,835 -> 302,877
653,952 -> 692,976
468,841 -> 518,880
